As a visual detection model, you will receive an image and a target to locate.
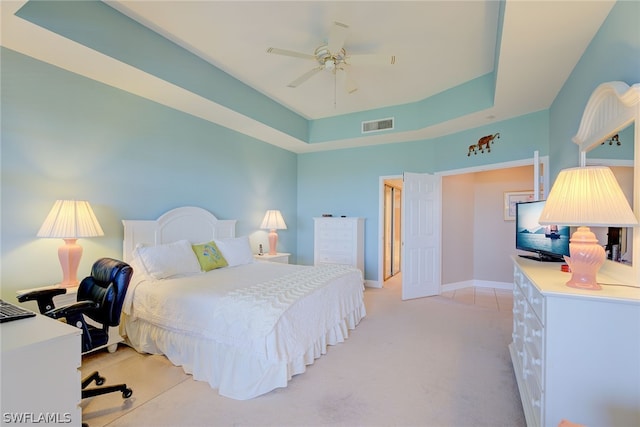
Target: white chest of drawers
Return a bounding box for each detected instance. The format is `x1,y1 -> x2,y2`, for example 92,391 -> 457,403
313,217 -> 364,274
510,257 -> 640,427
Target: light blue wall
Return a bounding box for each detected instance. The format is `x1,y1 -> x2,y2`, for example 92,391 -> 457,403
297,110 -> 549,280
297,0 -> 640,282
2,1 -> 637,297
308,73 -> 496,143
15,0 -> 309,143
1,47 -> 297,296
548,0 -> 640,179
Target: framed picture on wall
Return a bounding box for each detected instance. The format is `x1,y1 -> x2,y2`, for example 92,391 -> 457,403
504,191 -> 535,221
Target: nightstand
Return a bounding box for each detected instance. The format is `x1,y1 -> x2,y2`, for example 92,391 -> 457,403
253,252 -> 290,264
16,284 -> 123,354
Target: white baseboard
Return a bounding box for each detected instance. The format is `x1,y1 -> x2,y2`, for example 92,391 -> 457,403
441,279 -> 512,292
365,280 -> 381,288
373,278 -> 513,291
441,280 -> 475,292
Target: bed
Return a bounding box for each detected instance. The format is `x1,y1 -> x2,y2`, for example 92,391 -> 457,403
120,206 -> 366,400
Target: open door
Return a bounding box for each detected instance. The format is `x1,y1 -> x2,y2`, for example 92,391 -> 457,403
401,172 -> 442,300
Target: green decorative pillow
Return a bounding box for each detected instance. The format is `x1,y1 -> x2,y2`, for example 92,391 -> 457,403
192,241 -> 228,272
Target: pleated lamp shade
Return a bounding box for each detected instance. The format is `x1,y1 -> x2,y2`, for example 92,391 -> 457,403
539,166 -> 637,227
260,210 -> 287,230
38,200 -> 104,238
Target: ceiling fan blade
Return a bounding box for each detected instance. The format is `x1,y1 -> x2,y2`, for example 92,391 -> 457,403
347,54 -> 396,66
343,65 -> 358,94
327,21 -> 349,53
287,66 -> 323,88
266,47 -> 315,60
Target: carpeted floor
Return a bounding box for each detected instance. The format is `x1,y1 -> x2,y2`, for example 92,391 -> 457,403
80,278 -> 525,426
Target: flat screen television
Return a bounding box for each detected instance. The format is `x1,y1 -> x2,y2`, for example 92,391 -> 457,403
515,200 -> 570,262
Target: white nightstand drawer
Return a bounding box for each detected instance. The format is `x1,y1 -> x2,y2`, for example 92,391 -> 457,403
254,253 -> 290,264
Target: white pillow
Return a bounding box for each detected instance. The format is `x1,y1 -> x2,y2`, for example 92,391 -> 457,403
214,236 -> 254,267
133,239 -> 201,279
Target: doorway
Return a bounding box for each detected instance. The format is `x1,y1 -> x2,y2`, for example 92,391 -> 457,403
377,157 -> 548,292
383,180 -> 402,281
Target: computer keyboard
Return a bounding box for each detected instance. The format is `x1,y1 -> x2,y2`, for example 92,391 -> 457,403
0,299 -> 36,323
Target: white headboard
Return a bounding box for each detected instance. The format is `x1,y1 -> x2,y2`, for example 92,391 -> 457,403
122,206 -> 237,263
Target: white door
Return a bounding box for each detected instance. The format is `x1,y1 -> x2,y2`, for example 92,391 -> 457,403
401,172 -> 442,300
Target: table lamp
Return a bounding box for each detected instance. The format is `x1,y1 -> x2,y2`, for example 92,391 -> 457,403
37,200 -> 104,287
260,210 -> 287,255
539,166 -> 637,290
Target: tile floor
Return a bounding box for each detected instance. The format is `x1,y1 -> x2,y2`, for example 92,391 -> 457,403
441,286 -> 514,312
384,273 -> 513,313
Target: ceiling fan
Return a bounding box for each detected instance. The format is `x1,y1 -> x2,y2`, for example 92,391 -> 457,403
267,21 -> 396,94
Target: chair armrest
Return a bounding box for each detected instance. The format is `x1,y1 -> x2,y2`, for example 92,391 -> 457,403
17,288 -> 67,313
46,300 -> 99,320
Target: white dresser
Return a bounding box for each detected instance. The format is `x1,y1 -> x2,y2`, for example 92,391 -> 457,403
510,257 -> 640,427
313,217 -> 365,274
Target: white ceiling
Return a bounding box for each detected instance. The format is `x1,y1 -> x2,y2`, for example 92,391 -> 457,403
1,1 -> 616,153
109,0 -> 499,120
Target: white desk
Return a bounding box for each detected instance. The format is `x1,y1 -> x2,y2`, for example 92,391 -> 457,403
1,314 -> 81,426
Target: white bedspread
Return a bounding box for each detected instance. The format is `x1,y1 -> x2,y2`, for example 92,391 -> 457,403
121,261 -> 366,399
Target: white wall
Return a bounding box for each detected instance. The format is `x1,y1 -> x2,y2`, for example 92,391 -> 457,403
442,165 -> 534,286
474,166 -> 534,283
441,174 -> 475,284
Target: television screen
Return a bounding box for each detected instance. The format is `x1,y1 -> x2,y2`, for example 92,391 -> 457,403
515,200 -> 570,262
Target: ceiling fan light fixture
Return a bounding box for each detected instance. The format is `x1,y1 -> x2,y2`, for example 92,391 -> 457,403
325,58 -> 335,70
315,46 -> 331,61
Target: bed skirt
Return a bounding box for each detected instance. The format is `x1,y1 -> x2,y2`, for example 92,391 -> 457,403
121,301 -> 365,400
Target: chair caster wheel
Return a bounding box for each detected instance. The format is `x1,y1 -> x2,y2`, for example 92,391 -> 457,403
95,376 -> 105,386
122,388 -> 133,399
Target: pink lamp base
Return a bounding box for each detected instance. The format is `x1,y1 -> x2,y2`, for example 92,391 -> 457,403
58,238 -> 82,288
563,227 -> 605,291
268,230 -> 279,255
565,276 -> 602,291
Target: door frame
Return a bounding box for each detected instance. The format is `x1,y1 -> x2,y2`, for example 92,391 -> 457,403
376,156 -> 548,290
377,175 -> 403,288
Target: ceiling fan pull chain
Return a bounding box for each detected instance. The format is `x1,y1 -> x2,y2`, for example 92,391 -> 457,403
334,71 -> 337,109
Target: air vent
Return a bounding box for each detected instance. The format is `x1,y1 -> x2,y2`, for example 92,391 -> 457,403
362,117 -> 394,134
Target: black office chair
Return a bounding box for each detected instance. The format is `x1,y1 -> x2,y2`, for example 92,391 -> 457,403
18,257 -> 133,400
